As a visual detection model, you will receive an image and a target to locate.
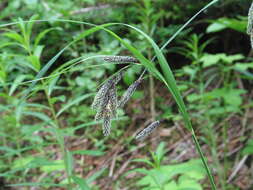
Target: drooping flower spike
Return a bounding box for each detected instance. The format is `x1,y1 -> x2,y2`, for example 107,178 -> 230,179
135,120 -> 161,141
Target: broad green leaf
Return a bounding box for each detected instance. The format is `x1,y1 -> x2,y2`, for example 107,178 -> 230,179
34,45 -> 44,58
234,63 -> 253,71
201,53 -> 244,67
137,169 -> 169,187
40,160 -> 65,172
206,17 -> 247,33
206,22 -> 227,33
201,53 -> 226,67
177,175 -> 202,190
162,181 -> 178,190
26,55 -> 41,72
242,139 -> 253,155
242,146 -> 253,155
155,142 -> 166,162
203,88 -> 245,106
223,89 -> 245,106
136,159 -> 205,189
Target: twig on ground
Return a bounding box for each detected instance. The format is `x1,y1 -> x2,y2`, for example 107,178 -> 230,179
227,155 -> 248,183
109,151 -> 119,177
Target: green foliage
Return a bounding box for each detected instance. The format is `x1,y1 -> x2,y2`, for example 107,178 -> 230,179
242,139 -> 253,155
206,17 -> 247,33
132,142 -> 206,190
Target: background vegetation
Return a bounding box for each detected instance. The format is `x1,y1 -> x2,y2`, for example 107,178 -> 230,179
0,0 -> 253,189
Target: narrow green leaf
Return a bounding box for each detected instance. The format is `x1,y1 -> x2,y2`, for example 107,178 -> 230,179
132,158 -> 154,168
9,74 -> 27,96
7,183 -> 64,187
23,111 -> 52,123
65,150 -> 74,177
86,168 -> 106,184
48,75 -> 60,96
72,150 -> 105,156
4,32 -> 24,44
34,27 -> 61,47
72,176 -> 91,190
27,15 -> 39,38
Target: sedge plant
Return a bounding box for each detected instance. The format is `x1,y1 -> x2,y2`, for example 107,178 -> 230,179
0,0 -> 220,189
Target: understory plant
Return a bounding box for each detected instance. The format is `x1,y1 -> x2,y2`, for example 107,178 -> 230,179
131,142 -> 206,190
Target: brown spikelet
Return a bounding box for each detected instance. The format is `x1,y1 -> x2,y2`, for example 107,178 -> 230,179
95,109 -> 104,121
103,112 -> 111,136
92,70 -> 125,136
94,85 -> 116,121
135,120 -> 161,141
118,79 -> 142,108
251,35 -> 253,49
114,70 -> 125,84
109,83 -> 117,117
248,2 -> 253,34
92,81 -> 112,110
103,56 -> 138,63
91,70 -> 123,110
248,2 -> 253,48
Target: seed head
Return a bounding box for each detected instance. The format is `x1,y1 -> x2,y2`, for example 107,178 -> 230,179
92,70 -> 123,110
103,56 -> 138,63
103,112 -> 111,136
135,120 -> 161,141
92,80 -> 112,110
248,2 -> 253,48
251,34 -> 253,50
92,70 -> 125,136
248,2 -> 253,34
118,79 -> 142,108
109,84 -> 117,117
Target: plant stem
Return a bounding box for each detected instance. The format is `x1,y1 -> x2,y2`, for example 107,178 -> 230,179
191,129 -> 217,190
223,121 -> 229,188
42,81 -> 73,189
148,48 -> 156,121
207,122 -> 226,190
149,74 -> 155,121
